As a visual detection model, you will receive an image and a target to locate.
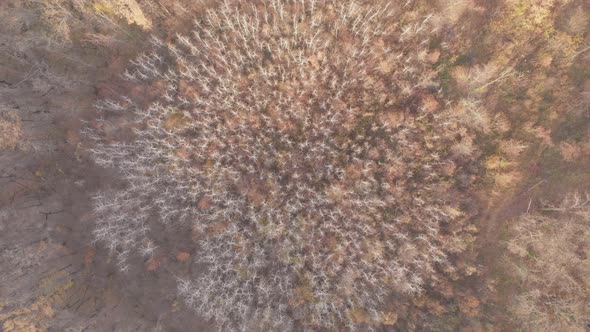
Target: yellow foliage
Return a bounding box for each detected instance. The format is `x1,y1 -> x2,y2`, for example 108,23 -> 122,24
486,155 -> 516,171
0,109 -> 22,150
348,307 -> 371,324
493,171 -> 522,189
295,284 -> 315,303
444,206 -> 464,219
93,0 -> 152,30
93,2 -> 115,16
496,0 -> 555,38
164,112 -> 189,130
0,291 -> 65,332
381,311 -> 398,325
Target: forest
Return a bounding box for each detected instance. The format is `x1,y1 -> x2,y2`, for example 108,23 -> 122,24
0,0 -> 588,331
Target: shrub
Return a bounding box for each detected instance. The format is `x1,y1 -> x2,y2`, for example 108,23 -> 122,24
506,192 -> 590,331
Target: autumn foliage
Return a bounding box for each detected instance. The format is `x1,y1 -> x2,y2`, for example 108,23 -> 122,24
86,0 -> 488,330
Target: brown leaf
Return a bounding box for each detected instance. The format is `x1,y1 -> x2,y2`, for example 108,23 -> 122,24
176,252 -> 191,262
198,195 -> 212,210
382,311 -> 398,325
84,247 -> 97,267
458,295 -> 480,316
146,257 -> 161,271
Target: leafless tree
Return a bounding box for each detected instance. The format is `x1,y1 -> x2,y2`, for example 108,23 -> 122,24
87,0 -> 488,330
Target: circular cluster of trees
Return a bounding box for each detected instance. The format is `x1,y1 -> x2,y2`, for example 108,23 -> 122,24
87,1 -> 485,330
